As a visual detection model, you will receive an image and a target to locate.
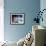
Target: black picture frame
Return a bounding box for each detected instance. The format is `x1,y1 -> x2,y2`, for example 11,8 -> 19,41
10,13 -> 25,25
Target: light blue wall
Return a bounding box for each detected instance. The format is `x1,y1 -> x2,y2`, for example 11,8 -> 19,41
4,0 -> 40,42
40,0 -> 46,27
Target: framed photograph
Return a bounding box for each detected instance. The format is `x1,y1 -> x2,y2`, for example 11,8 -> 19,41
10,13 -> 25,25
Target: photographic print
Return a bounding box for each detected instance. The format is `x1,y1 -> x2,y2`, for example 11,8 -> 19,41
10,13 -> 25,25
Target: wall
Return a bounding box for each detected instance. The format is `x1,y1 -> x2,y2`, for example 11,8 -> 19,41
4,0 -> 40,42
40,0 -> 46,27
0,0 -> 4,42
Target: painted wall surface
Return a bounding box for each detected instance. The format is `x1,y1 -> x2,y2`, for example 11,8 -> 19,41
0,0 -> 4,42
40,0 -> 46,27
4,0 -> 40,42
